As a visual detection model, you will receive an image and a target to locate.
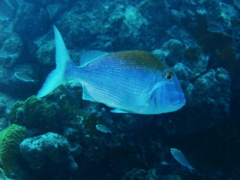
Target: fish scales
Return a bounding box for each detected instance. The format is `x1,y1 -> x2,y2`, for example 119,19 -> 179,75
81,53 -> 157,90
79,65 -> 149,96
37,26 -> 186,114
80,77 -> 149,111
78,55 -> 158,110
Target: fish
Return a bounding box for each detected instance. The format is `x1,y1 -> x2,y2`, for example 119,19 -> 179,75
14,72 -> 38,84
97,35 -> 112,40
159,160 -> 169,166
95,124 -> 112,133
37,26 -> 186,114
207,23 -> 228,34
170,148 -> 195,173
207,26 -> 224,33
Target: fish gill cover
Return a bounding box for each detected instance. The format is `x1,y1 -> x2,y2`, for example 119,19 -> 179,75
0,0 -> 239,180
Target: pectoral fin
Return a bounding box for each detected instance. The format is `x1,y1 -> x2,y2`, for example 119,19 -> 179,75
110,109 -> 129,113
137,81 -> 166,105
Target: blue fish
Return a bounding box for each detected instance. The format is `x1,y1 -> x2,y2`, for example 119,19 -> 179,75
37,26 -> 186,114
170,148 -> 195,173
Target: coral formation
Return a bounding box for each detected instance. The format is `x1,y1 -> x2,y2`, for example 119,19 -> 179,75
0,0 -> 239,179
122,168 -> 159,180
123,5 -> 147,35
20,132 -> 79,179
14,2 -> 49,41
30,32 -> 55,66
192,68 -> 231,113
0,124 -> 27,176
0,33 -> 23,68
0,168 -> 13,180
8,95 -> 59,135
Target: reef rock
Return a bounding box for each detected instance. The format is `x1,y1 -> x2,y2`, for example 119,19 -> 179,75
20,132 -> 80,179
122,168 -> 159,180
0,33 -> 23,68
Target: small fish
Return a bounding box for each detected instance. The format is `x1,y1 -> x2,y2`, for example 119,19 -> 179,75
159,160 -> 169,166
97,35 -> 112,40
207,26 -> 225,33
37,26 -> 185,114
170,148 -> 195,173
95,124 -> 112,133
14,72 -> 38,84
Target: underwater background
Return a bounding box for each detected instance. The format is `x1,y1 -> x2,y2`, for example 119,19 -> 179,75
0,0 -> 240,179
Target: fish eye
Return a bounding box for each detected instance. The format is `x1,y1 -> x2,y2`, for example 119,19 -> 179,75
164,71 -> 174,81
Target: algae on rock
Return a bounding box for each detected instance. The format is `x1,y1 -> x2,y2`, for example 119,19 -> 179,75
8,95 -> 59,134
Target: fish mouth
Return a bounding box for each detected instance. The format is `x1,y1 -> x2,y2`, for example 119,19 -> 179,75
175,101 -> 186,107
172,99 -> 186,109
170,91 -> 186,105
174,96 -> 186,104
175,98 -> 186,104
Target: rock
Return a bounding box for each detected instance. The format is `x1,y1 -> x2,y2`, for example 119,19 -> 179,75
122,168 -> 159,180
20,132 -> 79,172
0,33 -> 23,68
13,2 -> 49,41
29,31 -> 55,66
192,68 -> 231,113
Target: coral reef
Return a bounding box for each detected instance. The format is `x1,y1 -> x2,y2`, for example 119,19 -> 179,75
152,39 -> 209,78
8,96 -> 59,135
192,68 -> 231,112
122,168 -> 159,180
0,168 -> 13,180
0,33 -> 23,68
13,2 -> 49,41
30,32 -> 55,66
20,132 -> 80,179
0,124 -> 27,176
0,0 -> 239,179
155,39 -> 184,67
0,64 -> 40,99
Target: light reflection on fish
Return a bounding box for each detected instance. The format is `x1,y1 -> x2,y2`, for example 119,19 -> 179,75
14,72 -> 38,84
37,26 -> 185,114
95,124 -> 112,133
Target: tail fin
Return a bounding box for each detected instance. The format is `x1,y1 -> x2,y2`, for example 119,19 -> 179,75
37,26 -> 71,98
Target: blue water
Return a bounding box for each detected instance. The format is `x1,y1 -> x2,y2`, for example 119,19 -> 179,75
0,0 -> 240,179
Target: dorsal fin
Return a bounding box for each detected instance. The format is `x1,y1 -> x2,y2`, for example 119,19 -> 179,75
80,50 -> 109,66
